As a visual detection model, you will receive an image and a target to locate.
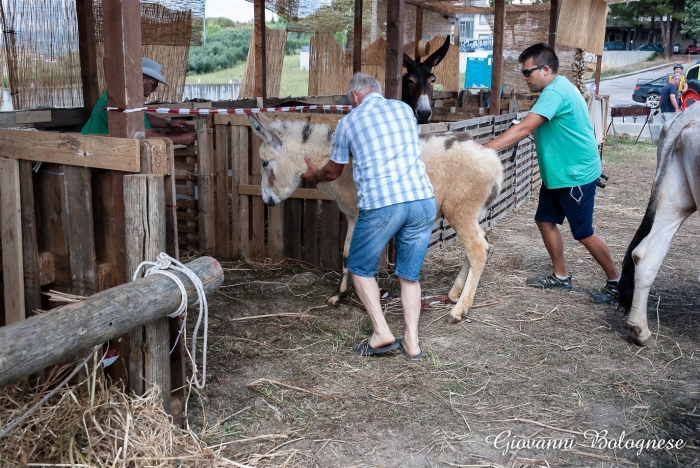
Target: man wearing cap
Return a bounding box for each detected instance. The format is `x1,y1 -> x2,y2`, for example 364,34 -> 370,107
81,57 -> 196,145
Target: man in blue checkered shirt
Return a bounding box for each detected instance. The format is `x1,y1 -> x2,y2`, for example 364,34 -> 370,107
302,73 -> 436,360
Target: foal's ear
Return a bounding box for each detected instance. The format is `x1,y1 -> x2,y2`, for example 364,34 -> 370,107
249,113 -> 282,150
403,53 -> 416,71
422,36 -> 451,69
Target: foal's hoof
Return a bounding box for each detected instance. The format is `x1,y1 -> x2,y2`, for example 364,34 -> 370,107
445,316 -> 462,325
327,295 -> 341,307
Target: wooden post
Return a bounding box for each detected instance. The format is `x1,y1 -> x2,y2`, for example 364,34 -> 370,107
76,0 -> 100,122
385,0 -> 405,100
253,0 -> 267,100
124,175 -> 170,412
215,124 -> 230,258
197,116 -> 216,252
548,0 -> 559,48
353,0 -> 363,73
0,157 -> 25,325
595,55 -> 602,96
490,0 -> 505,116
414,6 -> 423,59
0,257 -> 223,389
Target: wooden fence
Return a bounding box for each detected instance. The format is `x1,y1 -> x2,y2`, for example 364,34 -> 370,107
173,105 -> 540,267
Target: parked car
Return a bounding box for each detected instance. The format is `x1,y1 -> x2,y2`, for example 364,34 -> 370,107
686,44 -> 699,54
636,43 -> 663,52
632,75 -> 668,109
604,41 -> 625,51
674,42 -> 681,53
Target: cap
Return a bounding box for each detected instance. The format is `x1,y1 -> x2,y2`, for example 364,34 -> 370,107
142,57 -> 168,85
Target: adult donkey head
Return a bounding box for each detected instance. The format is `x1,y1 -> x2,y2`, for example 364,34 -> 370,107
402,36 -> 451,124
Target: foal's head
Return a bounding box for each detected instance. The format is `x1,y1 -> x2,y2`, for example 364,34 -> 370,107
249,113 -> 328,207
402,36 -> 451,124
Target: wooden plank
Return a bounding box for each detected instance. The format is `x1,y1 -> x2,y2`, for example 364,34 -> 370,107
124,175 -> 170,412
385,0 -> 405,100
284,199 -> 302,260
303,199 -> 318,265
197,116 -> 216,252
253,0 -> 267,99
319,200 -> 341,269
34,108 -> 87,129
63,166 -> 98,297
0,256 -> 223,389
0,130 -> 140,172
18,161 -> 41,317
163,140 -> 179,260
267,202 -> 284,260
232,127 -> 248,258
0,157 -> 25,324
238,184 -> 333,201
490,0 -> 505,115
250,132 -> 265,259
215,124 -> 230,258
140,139 -> 170,175
0,110 -> 52,127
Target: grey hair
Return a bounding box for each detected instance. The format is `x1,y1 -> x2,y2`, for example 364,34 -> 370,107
347,73 -> 381,98
672,73 -> 682,80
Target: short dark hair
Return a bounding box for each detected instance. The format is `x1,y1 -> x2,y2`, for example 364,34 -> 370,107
519,43 -> 559,74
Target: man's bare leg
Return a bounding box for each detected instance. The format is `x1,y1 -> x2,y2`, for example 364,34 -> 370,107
536,221 -> 568,277
352,274 -> 395,348
399,277 -> 422,356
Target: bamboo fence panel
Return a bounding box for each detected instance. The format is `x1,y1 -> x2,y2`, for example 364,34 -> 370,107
240,28 -> 287,98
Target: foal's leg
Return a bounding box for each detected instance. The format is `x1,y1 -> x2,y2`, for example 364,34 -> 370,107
626,174 -> 695,346
448,257 -> 471,303
445,219 -> 489,324
328,218 -> 356,307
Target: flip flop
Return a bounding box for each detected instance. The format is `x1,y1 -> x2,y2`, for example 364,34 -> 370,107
353,339 -> 401,356
397,338 -> 425,360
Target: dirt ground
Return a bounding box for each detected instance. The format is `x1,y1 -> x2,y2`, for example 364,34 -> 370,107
187,139 -> 699,468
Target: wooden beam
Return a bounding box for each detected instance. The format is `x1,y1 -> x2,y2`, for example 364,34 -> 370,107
595,54 -> 602,97
353,0 -> 363,73
385,0 -> 405,100
102,0 -> 144,139
0,157 -> 25,325
253,0 -> 267,100
0,129 -> 140,172
548,0 -> 559,48
76,0 -> 100,122
415,6 -> 423,59
0,256 -> 224,388
490,0 -> 505,116
197,116 -> 216,252
405,0 -> 454,18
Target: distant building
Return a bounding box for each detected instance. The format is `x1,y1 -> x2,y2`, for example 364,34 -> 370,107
458,0 -> 532,50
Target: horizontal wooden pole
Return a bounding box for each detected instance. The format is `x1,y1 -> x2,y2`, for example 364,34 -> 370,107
0,256 -> 223,388
238,184 -> 332,201
216,113 -> 344,128
0,129 -> 140,172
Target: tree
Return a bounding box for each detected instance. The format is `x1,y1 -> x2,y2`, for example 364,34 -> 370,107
608,0 -> 685,58
681,0 -> 700,42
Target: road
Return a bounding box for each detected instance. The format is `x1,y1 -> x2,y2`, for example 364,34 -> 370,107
598,64 -> 677,108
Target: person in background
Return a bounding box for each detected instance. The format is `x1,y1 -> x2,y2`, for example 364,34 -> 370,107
484,43 -> 620,304
669,63 -> 685,107
659,73 -> 683,126
81,57 -> 196,145
301,73 -> 436,360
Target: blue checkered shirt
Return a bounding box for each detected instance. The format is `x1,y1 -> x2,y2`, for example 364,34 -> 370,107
330,93 -> 434,210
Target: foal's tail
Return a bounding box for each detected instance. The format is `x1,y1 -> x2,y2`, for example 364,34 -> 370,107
618,108 -> 696,312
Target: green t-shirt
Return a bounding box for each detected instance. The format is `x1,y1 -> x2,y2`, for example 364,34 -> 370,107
530,75 -> 600,189
80,91 -> 151,135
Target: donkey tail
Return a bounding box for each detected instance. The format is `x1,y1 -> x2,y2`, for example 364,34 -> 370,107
618,106 -> 699,312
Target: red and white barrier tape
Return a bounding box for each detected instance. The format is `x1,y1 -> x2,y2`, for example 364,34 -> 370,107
103,104 -> 353,115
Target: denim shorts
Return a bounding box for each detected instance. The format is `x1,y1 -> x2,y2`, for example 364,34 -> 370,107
348,197 -> 436,281
535,179 -> 598,240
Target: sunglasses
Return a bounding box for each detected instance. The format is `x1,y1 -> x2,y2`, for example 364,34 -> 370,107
521,65 -> 545,78
146,77 -> 158,89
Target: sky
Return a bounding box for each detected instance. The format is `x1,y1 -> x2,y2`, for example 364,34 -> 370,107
205,0 -> 278,23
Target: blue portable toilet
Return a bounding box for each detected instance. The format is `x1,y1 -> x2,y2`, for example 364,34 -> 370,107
464,55 -> 492,89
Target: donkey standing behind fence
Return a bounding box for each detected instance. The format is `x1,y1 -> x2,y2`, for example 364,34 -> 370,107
618,103 -> 700,346
249,113 -> 503,324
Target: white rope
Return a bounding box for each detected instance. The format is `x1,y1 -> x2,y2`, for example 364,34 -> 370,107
132,252 -> 208,389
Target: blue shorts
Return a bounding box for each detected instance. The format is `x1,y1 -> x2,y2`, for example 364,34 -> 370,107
348,198 -> 436,281
535,179 -> 598,240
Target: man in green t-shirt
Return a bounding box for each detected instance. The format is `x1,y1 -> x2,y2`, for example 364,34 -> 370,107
81,57 -> 196,146
484,43 -> 620,304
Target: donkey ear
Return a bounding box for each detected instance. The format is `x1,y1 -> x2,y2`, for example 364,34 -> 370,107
403,53 -> 416,70
249,113 -> 282,150
422,36 -> 451,68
